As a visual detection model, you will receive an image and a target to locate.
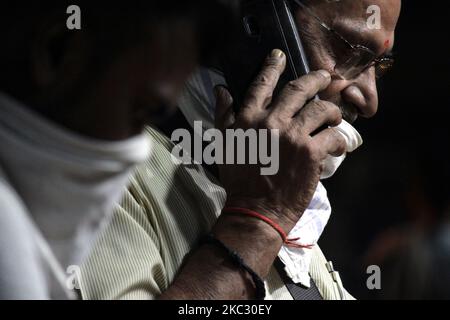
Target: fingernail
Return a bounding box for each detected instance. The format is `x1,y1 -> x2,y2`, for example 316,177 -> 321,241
317,70 -> 331,80
271,49 -> 285,58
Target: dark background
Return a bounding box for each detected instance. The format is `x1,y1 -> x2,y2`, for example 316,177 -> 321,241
321,2 -> 450,299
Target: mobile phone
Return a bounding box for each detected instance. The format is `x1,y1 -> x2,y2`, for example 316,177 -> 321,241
220,0 -> 311,110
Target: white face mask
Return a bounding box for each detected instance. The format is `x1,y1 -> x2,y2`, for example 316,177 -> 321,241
321,120 -> 363,179
280,120 -> 362,287
0,93 -> 152,269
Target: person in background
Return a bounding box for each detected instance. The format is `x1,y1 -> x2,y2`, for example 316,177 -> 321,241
364,128 -> 450,299
0,1 -> 235,299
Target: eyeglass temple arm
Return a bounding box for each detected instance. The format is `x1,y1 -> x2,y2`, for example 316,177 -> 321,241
291,0 -> 354,49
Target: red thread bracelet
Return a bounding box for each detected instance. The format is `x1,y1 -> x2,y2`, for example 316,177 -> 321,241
223,207 -> 313,249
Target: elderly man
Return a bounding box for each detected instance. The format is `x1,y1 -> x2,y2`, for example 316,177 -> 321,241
79,0 -> 401,300
0,1 -> 234,299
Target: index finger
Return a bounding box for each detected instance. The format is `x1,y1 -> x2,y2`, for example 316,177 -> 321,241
241,49 -> 286,112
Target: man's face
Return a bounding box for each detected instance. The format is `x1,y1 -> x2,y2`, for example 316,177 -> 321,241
294,0 -> 401,123
28,18 -> 198,141
77,20 -> 198,140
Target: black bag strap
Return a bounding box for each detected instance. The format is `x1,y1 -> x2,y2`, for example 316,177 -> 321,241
274,258 -> 323,300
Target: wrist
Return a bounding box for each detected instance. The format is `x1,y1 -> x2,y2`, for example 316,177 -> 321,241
224,197 -> 299,233
212,211 -> 283,277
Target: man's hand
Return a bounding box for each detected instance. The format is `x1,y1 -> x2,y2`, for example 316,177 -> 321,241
215,49 -> 346,233
160,49 -> 346,300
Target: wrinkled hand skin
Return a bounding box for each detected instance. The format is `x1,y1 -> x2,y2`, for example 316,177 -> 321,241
160,50 -> 347,300
215,49 -> 346,233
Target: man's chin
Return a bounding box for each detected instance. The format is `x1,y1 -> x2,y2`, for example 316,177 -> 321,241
133,102 -> 177,128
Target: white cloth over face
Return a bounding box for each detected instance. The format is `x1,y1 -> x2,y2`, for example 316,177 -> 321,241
0,93 -> 151,299
278,120 -> 362,286
177,68 -> 363,287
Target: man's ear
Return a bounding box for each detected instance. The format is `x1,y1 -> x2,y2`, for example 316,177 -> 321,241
30,23 -> 85,90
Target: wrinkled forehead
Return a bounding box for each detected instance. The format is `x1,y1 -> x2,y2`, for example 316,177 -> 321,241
303,0 -> 401,31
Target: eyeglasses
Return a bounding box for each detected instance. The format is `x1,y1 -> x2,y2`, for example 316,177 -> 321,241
291,0 -> 394,80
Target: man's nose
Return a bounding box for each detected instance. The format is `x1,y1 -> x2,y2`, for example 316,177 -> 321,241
341,67 -> 379,118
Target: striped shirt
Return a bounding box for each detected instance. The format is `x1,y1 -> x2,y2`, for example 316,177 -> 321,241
79,126 -> 353,300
